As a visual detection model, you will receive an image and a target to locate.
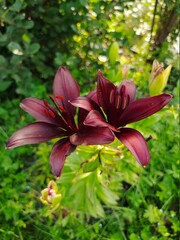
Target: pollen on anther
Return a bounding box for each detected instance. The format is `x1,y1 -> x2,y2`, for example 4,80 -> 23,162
59,106 -> 66,113
109,89 -> 114,104
48,110 -> 56,118
115,94 -> 121,109
56,95 -> 64,100
44,109 -> 49,117
43,99 -> 48,107
121,96 -> 127,110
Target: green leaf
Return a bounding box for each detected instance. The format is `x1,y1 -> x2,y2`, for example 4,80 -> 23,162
0,81 -> 12,92
0,55 -> 7,66
109,42 -> 119,65
115,69 -> 123,82
144,205 -> 162,223
97,186 -> 118,205
10,0 -> 22,12
22,34 -> 31,44
24,20 -> 34,29
0,107 -> 7,115
28,43 -> 40,54
7,42 -> 23,55
83,158 -> 100,173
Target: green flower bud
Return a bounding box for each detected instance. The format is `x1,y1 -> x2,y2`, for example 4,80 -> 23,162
40,180 -> 61,206
109,42 -> 119,65
149,60 -> 172,96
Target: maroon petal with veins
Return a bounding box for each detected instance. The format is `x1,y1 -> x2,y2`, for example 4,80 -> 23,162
53,66 -> 80,117
119,80 -> 136,102
50,139 -> 76,177
70,96 -> 102,126
20,97 -> 67,128
6,122 -> 64,149
70,96 -> 101,112
88,89 -> 98,104
97,70 -> 116,114
116,128 -> 150,166
84,110 -> 119,132
70,126 -> 114,145
118,94 -> 172,126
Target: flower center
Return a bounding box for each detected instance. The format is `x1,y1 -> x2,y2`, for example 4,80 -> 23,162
109,85 -> 130,110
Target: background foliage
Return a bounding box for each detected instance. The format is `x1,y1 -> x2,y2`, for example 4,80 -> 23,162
0,0 -> 179,239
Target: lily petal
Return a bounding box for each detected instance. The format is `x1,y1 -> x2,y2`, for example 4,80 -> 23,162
70,96 -> 101,112
88,89 -> 98,104
70,96 -> 102,127
119,80 -> 136,102
50,139 -> 76,177
118,94 -> 172,126
53,66 -> 80,117
6,122 -> 64,149
70,126 -> 114,145
20,97 -> 67,128
84,110 -> 119,132
97,70 -> 116,114
116,128 -> 150,166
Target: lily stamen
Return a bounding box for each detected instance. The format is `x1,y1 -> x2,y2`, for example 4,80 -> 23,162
115,94 -> 121,109
55,96 -> 64,100
48,109 -> 56,119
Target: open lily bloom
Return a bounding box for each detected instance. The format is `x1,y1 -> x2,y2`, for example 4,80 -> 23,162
6,67 -> 114,177
71,71 -> 172,166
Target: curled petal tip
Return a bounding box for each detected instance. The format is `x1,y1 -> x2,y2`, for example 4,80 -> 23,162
116,128 -> 150,166
50,139 -> 76,177
5,122 -> 63,149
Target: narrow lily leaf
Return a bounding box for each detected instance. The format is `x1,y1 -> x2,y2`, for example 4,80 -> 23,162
116,128 -> 150,166
84,110 -> 119,132
6,122 -> 64,149
50,139 -> 76,177
53,66 -> 80,117
20,97 -> 67,128
70,126 -> 114,145
118,94 -> 172,126
119,80 -> 136,102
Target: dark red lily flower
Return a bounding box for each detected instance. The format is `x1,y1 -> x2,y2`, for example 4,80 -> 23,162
71,71 -> 172,166
6,67 -> 114,177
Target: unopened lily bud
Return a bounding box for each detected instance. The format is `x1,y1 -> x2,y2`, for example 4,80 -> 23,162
48,180 -> 58,192
109,42 -> 119,65
149,60 -> 172,96
40,188 -> 49,205
40,180 -> 61,206
51,194 -> 62,206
